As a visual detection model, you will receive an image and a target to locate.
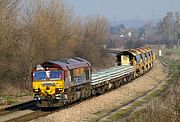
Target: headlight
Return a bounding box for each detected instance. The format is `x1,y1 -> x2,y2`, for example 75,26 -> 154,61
55,88 -> 63,93
33,88 -> 41,93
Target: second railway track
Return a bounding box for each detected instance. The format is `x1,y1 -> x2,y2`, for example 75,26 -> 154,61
0,101 -> 37,122
0,100 -> 36,116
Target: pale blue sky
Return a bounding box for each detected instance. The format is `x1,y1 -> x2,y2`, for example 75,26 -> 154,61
65,0 -> 180,21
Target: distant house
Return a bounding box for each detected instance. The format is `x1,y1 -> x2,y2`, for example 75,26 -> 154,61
127,32 -> 132,38
119,34 -> 124,38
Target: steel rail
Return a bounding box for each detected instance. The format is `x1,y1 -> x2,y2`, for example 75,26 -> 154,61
0,100 -> 36,116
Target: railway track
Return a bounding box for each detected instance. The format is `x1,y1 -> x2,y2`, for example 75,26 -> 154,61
1,72 -> 162,121
4,99 -> 86,122
0,100 -> 36,116
0,61 -> 170,122
0,101 -> 39,122
5,108 -> 57,122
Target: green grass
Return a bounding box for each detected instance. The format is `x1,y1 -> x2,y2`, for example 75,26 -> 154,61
175,103 -> 180,113
113,108 -> 130,119
170,48 -> 180,56
0,91 -> 32,105
0,95 -> 17,105
163,48 -> 180,56
16,91 -> 32,97
108,82 -> 171,121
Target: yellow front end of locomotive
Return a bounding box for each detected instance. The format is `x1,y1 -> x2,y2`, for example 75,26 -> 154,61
32,80 -> 64,96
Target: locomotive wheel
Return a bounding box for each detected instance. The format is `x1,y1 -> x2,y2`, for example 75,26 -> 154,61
81,89 -> 86,99
123,77 -> 127,83
101,86 -> 105,93
86,91 -> 91,98
68,96 -> 73,103
97,87 -> 103,94
115,81 -> 120,87
127,75 -> 132,82
91,89 -> 96,96
111,83 -> 115,89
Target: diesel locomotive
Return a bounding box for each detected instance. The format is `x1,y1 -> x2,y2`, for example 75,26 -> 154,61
32,57 -> 91,107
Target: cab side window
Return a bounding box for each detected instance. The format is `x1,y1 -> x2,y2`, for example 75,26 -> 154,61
85,68 -> 90,80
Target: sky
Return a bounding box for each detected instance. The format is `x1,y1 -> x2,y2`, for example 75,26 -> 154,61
65,0 -> 180,21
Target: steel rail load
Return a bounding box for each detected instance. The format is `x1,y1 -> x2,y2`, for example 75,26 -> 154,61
31,46 -> 155,107
90,66 -> 134,95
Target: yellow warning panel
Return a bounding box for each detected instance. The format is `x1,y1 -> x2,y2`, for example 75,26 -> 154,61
121,55 -> 130,65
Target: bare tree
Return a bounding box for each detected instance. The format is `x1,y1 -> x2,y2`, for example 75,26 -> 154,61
159,12 -> 174,48
74,16 -> 110,66
0,0 -> 112,96
175,11 -> 180,47
0,0 -> 20,81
